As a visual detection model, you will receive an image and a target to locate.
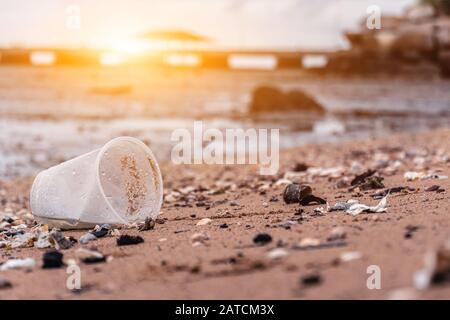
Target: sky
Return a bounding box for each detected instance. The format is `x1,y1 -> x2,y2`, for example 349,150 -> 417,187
0,0 -> 416,50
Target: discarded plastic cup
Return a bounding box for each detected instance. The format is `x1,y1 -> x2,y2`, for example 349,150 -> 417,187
30,137 -> 163,229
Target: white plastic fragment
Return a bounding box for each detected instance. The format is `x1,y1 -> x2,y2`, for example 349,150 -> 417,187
0,258 -> 36,271
404,171 -> 448,181
339,251 -> 362,262
196,218 -> 212,226
345,195 -> 388,216
79,232 -> 97,244
266,248 -> 289,260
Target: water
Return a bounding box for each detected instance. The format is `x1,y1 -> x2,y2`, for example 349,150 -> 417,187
1,67 -> 450,179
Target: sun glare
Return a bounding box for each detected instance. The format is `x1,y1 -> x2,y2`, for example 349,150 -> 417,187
110,39 -> 151,55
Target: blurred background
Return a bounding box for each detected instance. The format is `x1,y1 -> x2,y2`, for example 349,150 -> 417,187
1,0 -> 450,178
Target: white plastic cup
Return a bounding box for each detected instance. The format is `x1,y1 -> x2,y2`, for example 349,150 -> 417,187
30,137 -> 163,229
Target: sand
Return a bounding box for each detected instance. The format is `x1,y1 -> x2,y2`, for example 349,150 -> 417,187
1,128 -> 450,299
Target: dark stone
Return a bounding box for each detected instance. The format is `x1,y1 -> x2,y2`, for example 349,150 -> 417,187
301,273 -> 323,287
249,86 -> 325,114
299,195 -> 327,206
351,170 -> 376,186
0,277 -> 12,290
116,235 -> 144,246
283,184 -> 312,204
91,229 -> 108,238
293,163 -> 309,172
253,233 -> 272,246
426,185 -> 441,192
219,223 -> 229,229
42,250 -> 64,269
82,256 -> 107,264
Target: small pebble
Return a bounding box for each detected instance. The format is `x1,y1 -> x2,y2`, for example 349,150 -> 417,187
266,248 -> 289,260
253,233 -> 272,246
42,250 -> 64,269
301,273 -> 322,287
117,235 -> 144,246
0,277 -> 12,290
196,218 -> 212,226
80,233 -> 97,244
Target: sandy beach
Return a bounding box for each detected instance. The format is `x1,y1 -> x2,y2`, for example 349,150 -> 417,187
1,128 -> 450,299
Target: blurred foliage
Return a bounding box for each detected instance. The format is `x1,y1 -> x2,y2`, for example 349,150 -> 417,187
421,0 -> 450,15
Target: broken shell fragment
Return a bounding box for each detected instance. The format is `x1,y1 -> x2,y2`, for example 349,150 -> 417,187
79,232 -> 97,245
196,218 -> 212,226
49,229 -> 76,250
75,248 -> 107,264
0,258 -> 36,271
266,248 -> 289,260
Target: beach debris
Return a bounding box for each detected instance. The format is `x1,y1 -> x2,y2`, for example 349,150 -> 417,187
137,217 -> 155,231
266,248 -> 289,260
336,178 -> 350,189
404,225 -> 420,239
253,233 -> 272,246
0,258 -> 36,271
414,238 -> 450,289
356,176 -> 385,191
425,185 -> 445,193
283,184 -> 308,204
404,171 -> 424,181
10,232 -> 36,249
330,199 -> 359,211
331,195 -> 388,216
328,227 -> 347,242
339,251 -> 362,263
404,171 -> 448,181
117,235 -> 144,246
42,250 -> 64,269
219,223 -> 229,229
35,232 -> 52,249
196,218 -> 212,226
191,232 -> 209,246
351,169 -> 376,186
0,277 -> 12,290
91,224 -> 111,238
49,229 -> 76,250
313,206 -> 327,215
371,186 -> 414,199
75,248 -> 107,264
80,232 -> 97,245
293,162 -> 309,172
298,237 -> 321,248
300,273 -> 322,287
293,240 -> 347,251
309,166 -> 345,179
282,184 -> 326,206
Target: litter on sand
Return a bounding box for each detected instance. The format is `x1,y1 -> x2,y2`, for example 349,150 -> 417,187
404,171 -> 448,181
0,258 -> 36,271
330,195 -> 388,216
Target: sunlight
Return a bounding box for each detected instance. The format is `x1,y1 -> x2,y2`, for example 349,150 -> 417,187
110,39 -> 152,55
100,52 -> 126,66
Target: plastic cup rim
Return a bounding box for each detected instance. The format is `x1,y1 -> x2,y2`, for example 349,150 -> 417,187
94,136 -> 164,225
